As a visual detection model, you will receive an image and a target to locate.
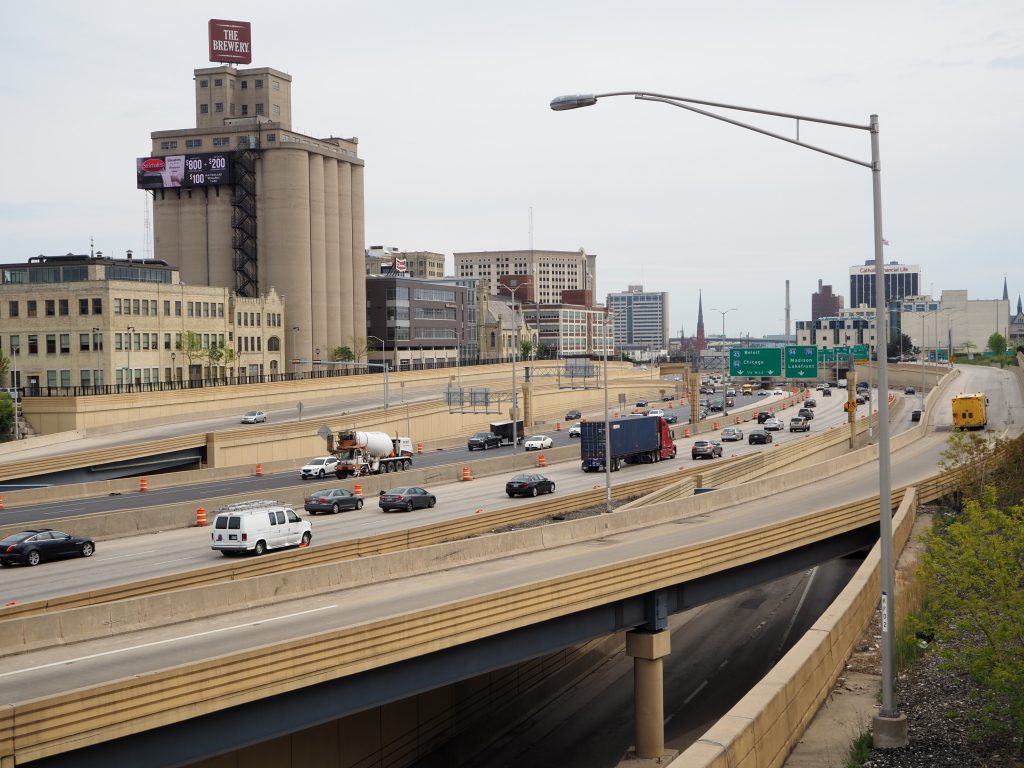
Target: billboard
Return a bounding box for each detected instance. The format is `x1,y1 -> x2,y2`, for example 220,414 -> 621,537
208,19 -> 252,64
136,153 -> 233,189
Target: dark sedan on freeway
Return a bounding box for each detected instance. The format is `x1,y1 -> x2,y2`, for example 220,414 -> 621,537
505,473 -> 556,497
0,529 -> 95,567
303,488 -> 364,515
748,430 -> 773,445
379,486 -> 436,512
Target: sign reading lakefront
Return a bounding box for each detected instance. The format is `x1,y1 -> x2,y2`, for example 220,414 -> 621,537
729,347 -> 783,378
784,345 -> 819,379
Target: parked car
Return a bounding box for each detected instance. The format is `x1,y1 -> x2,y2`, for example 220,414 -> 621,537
523,434 -> 553,451
568,423 -> 582,438
0,529 -> 95,567
748,430 -> 773,445
756,411 -> 773,424
789,416 -> 810,432
467,431 -> 500,451
804,398 -> 817,408
663,413 -> 678,424
691,440 -> 723,460
303,488 -> 364,515
762,418 -> 784,431
720,427 -> 743,441
798,408 -> 815,420
564,409 -> 582,420
299,456 -> 340,479
241,410 -> 267,424
505,473 -> 556,497
904,386 -> 916,395
379,486 -> 436,512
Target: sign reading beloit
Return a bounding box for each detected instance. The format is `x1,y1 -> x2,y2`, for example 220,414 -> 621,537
729,348 -> 782,378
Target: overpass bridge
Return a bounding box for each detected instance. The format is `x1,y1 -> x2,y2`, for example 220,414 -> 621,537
1,364 -> 1020,767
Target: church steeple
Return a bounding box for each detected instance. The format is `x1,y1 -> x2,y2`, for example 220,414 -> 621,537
696,290 -> 706,351
1003,276 -> 1009,302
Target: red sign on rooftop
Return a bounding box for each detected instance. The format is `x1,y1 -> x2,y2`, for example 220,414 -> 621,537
208,19 -> 252,64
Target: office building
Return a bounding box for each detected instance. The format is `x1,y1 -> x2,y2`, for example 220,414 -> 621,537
144,64 -> 365,372
848,260 -> 920,309
606,285 -> 669,357
453,249 -> 597,305
898,291 -> 1009,361
0,253 -> 285,390
365,247 -> 446,279
811,279 -> 844,320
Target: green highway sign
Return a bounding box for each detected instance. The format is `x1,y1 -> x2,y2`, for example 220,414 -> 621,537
729,347 -> 783,377
852,344 -> 869,361
819,346 -> 850,364
784,345 -> 819,379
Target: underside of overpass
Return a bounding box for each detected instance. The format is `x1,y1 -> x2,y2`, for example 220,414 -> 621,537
29,523 -> 879,768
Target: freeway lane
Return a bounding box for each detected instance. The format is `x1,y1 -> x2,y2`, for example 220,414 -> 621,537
0,391 -> 784,522
0,392 -> 854,605
3,365 -> 1015,704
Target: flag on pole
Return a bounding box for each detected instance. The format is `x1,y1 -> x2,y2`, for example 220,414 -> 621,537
882,238 -> 890,246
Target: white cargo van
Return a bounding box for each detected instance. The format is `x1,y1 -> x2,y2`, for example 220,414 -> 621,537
210,500 -> 312,556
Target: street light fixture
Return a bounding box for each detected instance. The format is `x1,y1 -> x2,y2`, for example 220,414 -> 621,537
171,352 -> 176,384
552,90 -> 903,744
367,335 -> 389,409
709,307 -> 737,347
125,326 -> 135,387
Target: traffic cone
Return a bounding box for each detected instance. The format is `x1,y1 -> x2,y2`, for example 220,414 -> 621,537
255,463 -> 263,477
538,453 -> 546,467
683,427 -> 691,437
416,443 -> 424,454
195,507 -> 207,526
139,477 -> 148,492
354,484 -> 363,496
555,422 -> 562,431
462,466 -> 472,481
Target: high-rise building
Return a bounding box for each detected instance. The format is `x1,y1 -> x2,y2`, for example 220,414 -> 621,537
848,261 -> 920,309
606,285 -> 669,355
453,249 -> 597,305
144,64 -> 365,371
811,279 -> 844,320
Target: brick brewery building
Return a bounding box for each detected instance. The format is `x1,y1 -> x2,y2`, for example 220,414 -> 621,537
141,21 -> 366,370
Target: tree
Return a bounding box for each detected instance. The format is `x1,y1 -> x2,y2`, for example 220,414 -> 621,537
939,430 -> 1002,505
175,332 -> 205,371
0,391 -> 13,439
886,332 -> 914,359
0,348 -> 9,384
208,342 -> 236,375
918,489 -> 1024,747
519,338 -> 534,360
962,339 -> 978,359
988,332 -> 1008,357
330,346 -> 355,362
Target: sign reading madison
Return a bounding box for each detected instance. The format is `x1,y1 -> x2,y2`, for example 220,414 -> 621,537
209,19 -> 252,64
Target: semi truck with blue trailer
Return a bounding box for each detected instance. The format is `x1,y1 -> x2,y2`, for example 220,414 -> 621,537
579,415 -> 677,472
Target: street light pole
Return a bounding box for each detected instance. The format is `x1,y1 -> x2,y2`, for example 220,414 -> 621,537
709,307 -> 737,347
126,326 -> 135,387
603,308 -> 613,513
11,343 -> 19,440
499,281 -> 528,456
367,335 -> 389,409
551,90 -> 904,744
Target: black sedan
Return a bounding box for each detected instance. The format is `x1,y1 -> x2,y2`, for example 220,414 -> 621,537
663,413 -> 678,424
0,529 -> 95,567
379,486 -> 436,512
506,473 -> 556,497
748,430 -> 773,445
303,488 -> 364,515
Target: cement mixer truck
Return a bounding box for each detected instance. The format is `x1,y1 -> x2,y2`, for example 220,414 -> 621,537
328,430 -> 414,477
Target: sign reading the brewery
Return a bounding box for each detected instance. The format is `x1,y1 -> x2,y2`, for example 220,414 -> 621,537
209,19 -> 252,64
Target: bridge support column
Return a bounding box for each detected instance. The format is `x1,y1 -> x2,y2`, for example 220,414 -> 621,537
626,628 -> 671,760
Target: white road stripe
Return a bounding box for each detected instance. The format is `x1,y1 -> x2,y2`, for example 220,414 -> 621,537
0,605 -> 336,678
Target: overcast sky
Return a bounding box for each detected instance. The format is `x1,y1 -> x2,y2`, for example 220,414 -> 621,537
2,1 -> 1021,338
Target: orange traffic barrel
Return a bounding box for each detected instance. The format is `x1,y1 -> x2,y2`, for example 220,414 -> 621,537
712,421 -> 719,430
683,427 -> 691,437
255,463 -> 263,477
537,453 -> 546,467
195,507 -> 207,526
354,484 -> 363,496
735,415 -> 741,424
0,496 -> 3,510
416,443 -> 424,454
462,466 -> 472,481
139,477 -> 148,492
555,421 -> 562,431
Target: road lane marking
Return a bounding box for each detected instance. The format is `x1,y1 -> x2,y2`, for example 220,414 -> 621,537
683,679 -> 708,705
0,605 -> 336,679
